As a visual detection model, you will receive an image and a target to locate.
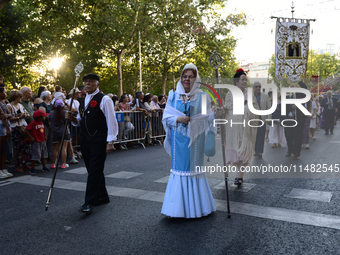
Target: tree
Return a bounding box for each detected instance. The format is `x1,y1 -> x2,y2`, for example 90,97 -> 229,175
2,0 -> 248,96
269,51 -> 340,89
0,2 -> 32,88
142,2 -> 246,94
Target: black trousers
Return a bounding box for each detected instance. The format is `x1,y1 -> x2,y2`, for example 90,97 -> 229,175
284,117 -> 306,157
324,112 -> 335,133
81,136 -> 108,205
255,123 -> 266,154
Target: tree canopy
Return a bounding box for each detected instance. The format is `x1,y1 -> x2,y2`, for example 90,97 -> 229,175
269,51 -> 340,90
0,0 -> 247,95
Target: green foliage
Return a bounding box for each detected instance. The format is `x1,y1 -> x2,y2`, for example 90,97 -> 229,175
269,52 -> 340,89
1,0 -> 246,97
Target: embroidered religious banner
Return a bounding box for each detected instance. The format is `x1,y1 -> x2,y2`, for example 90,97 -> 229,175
275,19 -> 310,83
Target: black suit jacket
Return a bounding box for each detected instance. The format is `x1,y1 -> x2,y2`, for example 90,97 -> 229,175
321,97 -> 337,116
284,81 -> 308,121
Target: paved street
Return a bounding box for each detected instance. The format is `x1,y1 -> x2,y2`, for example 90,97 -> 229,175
2,125 -> 340,255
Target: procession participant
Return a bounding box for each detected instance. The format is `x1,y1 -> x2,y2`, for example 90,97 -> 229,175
253,82 -> 271,158
309,95 -> 319,140
224,69 -> 259,185
301,98 -> 312,149
161,63 -> 216,218
265,91 -> 273,142
321,91 -> 338,135
284,81 -> 308,160
269,92 -> 286,148
67,73 -> 118,214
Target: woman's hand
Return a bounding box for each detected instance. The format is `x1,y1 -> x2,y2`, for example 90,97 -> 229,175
214,107 -> 225,118
18,113 -> 25,119
65,111 -> 73,120
177,116 -> 190,125
106,143 -> 115,153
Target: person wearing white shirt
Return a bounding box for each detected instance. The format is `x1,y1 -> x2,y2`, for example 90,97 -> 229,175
67,73 -> 118,214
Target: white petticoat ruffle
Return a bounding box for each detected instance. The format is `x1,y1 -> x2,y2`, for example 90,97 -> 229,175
161,172 -> 216,218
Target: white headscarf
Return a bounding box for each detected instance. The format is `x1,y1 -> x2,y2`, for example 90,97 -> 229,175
175,63 -> 202,98
162,63 -> 213,156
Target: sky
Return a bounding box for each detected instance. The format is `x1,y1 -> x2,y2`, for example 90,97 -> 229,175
223,0 -> 340,64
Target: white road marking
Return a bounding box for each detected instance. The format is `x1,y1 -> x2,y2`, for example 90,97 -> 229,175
213,181 -> 257,193
8,175 -> 340,230
64,167 -> 88,174
106,171 -> 143,179
286,188 -> 333,202
0,180 -> 14,187
153,176 -> 169,183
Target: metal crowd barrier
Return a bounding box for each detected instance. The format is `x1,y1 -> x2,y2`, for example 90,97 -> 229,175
148,110 -> 165,145
115,111 -> 147,149
69,110 -> 166,152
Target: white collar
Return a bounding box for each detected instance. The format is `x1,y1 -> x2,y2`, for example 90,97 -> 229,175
86,89 -> 99,99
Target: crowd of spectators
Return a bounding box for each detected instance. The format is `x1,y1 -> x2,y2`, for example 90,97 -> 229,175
0,74 -> 167,179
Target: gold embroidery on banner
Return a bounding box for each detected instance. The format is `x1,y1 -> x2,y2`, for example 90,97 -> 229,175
275,20 -> 310,83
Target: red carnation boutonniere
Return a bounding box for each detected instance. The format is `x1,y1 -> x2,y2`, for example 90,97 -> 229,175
90,100 -> 97,108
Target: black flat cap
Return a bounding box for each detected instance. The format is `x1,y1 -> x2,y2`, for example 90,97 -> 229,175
82,73 -> 100,82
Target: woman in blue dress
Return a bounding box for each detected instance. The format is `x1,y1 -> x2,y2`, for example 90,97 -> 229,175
161,63 -> 216,218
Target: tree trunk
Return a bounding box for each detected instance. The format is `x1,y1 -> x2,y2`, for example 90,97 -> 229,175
116,52 -> 123,97
162,73 -> 167,95
172,67 -> 176,91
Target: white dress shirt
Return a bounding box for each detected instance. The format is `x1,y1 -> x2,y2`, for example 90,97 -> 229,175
76,89 -> 118,142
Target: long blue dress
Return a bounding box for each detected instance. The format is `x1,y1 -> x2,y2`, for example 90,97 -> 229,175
161,91 -> 216,218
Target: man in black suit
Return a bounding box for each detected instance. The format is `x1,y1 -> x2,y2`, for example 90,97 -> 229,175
321,91 -> 338,135
67,73 -> 118,213
284,81 -> 308,160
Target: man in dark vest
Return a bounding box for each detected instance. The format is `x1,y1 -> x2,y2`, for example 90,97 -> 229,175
67,73 -> 118,213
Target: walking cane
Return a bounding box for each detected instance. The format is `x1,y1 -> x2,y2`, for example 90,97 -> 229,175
45,62 -> 84,211
209,51 -> 231,218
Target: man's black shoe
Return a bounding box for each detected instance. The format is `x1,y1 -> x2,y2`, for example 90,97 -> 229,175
286,152 -> 292,157
79,204 -> 93,213
331,131 -> 333,134
93,197 -> 110,206
325,132 -> 329,135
